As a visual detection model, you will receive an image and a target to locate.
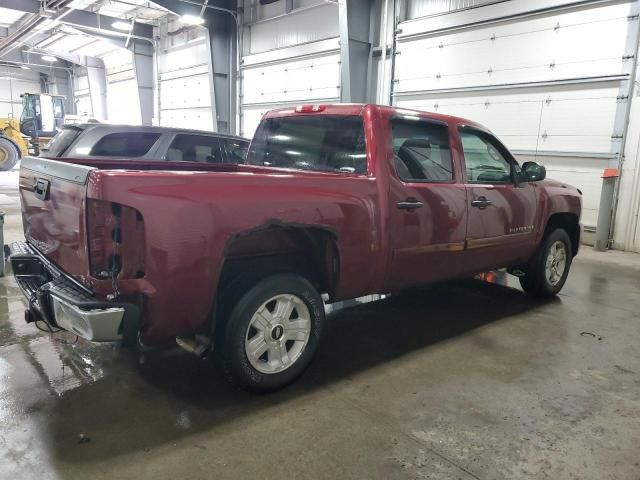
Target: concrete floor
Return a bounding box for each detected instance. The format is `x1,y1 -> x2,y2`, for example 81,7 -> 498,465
1,168 -> 640,480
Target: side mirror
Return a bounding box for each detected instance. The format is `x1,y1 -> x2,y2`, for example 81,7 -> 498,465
521,161 -> 546,182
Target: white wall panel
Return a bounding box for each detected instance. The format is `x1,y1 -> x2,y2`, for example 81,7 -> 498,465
73,73 -> 92,116
614,62 -> 640,252
242,53 -> 340,105
397,83 -> 622,153
156,22 -> 214,131
160,108 -> 214,130
241,1 -> 342,136
74,74 -> 89,92
248,3 -> 339,54
395,3 -> 632,94
241,49 -> 340,136
106,79 -> 141,125
394,0 -> 636,231
0,66 -> 41,120
75,94 -> 92,116
517,154 -> 604,228
159,42 -> 209,73
240,105 -> 268,137
406,0 -> 498,19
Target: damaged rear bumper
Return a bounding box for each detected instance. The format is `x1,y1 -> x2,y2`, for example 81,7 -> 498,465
8,241 -> 138,342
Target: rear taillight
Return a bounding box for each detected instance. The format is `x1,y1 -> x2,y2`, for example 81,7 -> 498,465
86,199 -> 145,280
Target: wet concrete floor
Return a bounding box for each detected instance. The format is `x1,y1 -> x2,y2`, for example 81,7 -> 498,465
1,168 -> 640,479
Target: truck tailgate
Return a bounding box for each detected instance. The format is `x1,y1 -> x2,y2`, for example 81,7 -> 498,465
18,156 -> 94,282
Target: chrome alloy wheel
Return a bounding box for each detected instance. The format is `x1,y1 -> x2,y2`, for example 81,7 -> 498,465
244,294 -> 312,374
545,240 -> 567,286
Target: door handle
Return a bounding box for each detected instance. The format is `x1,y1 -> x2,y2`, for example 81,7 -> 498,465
397,198 -> 424,210
471,196 -> 492,209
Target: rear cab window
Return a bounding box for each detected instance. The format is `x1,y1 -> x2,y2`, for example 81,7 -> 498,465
43,126 -> 83,157
247,115 -> 367,174
87,132 -> 161,157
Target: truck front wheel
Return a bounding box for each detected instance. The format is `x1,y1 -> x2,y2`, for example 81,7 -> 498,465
520,228 -> 572,297
221,274 -> 324,392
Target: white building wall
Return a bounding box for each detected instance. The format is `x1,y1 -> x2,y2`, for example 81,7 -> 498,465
0,65 -> 42,121
73,70 -> 92,117
405,0 -> 498,19
101,48 -> 142,125
393,0 -> 637,232
615,50 -> 640,253
156,20 -> 215,131
240,0 -> 340,136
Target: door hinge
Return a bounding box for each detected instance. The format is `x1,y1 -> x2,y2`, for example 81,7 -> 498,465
611,133 -> 624,140
622,54 -> 635,61
617,95 -> 629,102
628,14 -> 639,21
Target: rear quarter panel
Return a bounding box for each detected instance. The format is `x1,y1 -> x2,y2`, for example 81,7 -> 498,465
88,170 -> 380,342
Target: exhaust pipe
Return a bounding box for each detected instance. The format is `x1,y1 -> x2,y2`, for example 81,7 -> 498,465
176,335 -> 210,358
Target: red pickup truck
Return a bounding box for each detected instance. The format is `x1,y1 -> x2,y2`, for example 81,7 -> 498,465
9,104 -> 581,391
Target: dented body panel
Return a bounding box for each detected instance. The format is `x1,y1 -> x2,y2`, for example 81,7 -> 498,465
15,104 -> 582,344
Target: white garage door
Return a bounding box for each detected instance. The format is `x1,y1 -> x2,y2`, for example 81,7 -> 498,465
241,45 -> 341,136
240,2 -> 341,137
393,0 -> 638,228
157,22 -> 215,131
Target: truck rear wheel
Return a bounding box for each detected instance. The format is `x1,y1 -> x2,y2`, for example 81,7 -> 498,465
520,228 -> 572,297
0,137 -> 20,171
221,274 -> 324,392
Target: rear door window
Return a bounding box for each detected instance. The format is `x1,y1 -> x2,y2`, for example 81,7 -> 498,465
247,115 -> 367,174
391,118 -> 453,182
89,132 -> 161,157
166,134 -> 224,163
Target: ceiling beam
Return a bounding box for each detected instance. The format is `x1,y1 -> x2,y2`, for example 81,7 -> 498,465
0,0 -> 154,39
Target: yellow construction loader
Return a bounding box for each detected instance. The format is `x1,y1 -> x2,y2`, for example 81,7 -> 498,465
0,117 -> 28,170
0,93 -> 66,171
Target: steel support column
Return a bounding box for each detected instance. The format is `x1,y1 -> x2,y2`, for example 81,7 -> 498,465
86,64 -> 107,121
338,0 -> 374,103
206,9 -> 236,133
132,40 -> 155,126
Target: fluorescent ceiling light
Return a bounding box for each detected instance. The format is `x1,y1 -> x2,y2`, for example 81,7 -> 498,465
41,55 -> 57,62
111,20 -> 131,31
179,14 -> 204,25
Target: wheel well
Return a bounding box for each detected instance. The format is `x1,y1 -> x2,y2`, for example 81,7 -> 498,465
212,225 -> 338,341
545,213 -> 580,256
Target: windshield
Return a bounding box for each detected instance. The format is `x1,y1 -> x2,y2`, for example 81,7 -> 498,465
247,115 -> 367,174
42,126 -> 83,157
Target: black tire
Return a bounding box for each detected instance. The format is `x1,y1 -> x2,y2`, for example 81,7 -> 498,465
0,137 -> 20,171
221,273 -> 324,392
520,228 -> 572,297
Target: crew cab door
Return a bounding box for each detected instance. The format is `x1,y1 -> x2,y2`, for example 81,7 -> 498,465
386,116 -> 468,290
458,127 -> 537,271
